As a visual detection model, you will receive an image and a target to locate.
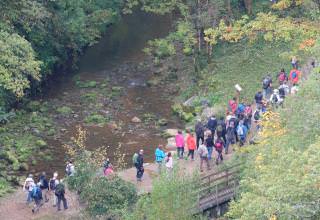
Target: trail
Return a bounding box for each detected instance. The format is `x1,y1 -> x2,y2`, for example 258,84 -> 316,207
0,188 -> 81,220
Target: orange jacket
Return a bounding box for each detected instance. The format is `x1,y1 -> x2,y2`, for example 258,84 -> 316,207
186,135 -> 196,150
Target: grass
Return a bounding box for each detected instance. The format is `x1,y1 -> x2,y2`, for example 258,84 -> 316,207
200,41 -> 292,107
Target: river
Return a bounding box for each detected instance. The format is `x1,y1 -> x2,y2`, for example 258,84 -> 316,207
35,10 -> 183,175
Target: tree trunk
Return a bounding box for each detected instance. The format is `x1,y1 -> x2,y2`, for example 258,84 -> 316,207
244,0 -> 253,15
225,0 -> 233,19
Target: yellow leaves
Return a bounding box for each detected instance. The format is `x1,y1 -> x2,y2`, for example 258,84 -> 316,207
269,214 -> 277,220
259,111 -> 286,144
255,153 -> 264,170
271,0 -> 304,10
204,28 -> 219,46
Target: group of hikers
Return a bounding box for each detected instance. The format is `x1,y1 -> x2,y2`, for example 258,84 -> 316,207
132,56 -> 303,180
22,161 -> 75,213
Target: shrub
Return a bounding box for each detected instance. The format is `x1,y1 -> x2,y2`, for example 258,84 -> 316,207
84,113 -> 108,125
56,106 -> 73,115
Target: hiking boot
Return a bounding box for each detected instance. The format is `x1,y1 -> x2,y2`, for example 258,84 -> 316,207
32,209 -> 35,214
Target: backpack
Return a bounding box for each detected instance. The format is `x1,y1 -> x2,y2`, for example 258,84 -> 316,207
262,78 -> 270,89
32,186 -> 41,199
49,179 -> 56,190
254,110 -> 260,121
40,177 -> 48,189
245,106 -> 252,117
291,71 -> 297,79
236,104 -> 245,115
215,141 -> 223,151
55,183 -> 65,197
132,153 -> 138,165
217,124 -> 223,133
272,94 -> 278,103
278,72 -> 286,82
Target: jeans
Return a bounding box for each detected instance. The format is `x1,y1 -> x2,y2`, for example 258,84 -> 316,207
27,191 -> 33,204
196,135 -> 204,149
187,150 -> 194,160
57,195 -> 68,210
207,147 -> 213,160
156,161 -> 162,174
177,147 -> 184,159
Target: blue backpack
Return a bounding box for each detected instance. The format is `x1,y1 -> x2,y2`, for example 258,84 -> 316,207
292,71 -> 297,79
32,186 -> 41,199
237,104 -> 245,115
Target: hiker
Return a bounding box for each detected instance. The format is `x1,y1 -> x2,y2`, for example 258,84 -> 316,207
103,158 -> 111,174
65,161 -> 75,176
55,180 -> 68,211
207,115 -> 217,137
279,81 -> 289,100
155,145 -> 165,173
236,103 -> 246,119
175,130 -> 185,159
49,172 -> 59,207
225,118 -> 236,154
244,104 -> 253,130
195,119 -> 205,149
289,68 -> 301,86
277,68 -> 287,85
228,97 -> 238,114
291,56 -> 298,69
31,182 -> 43,213
254,91 -> 263,109
215,137 -> 224,165
39,172 -> 49,203
262,75 -> 273,99
186,131 -> 196,160
23,174 -> 35,204
291,84 -> 299,94
198,143 -> 210,172
205,133 -> 214,160
104,164 -> 114,176
216,117 -> 227,144
237,120 -> 248,146
134,149 -> 144,181
270,89 -> 283,108
165,152 -> 173,171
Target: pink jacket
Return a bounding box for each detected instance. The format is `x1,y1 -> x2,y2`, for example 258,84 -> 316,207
175,134 -> 185,148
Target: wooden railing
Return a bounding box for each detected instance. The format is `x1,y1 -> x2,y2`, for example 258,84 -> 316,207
197,163 -> 243,212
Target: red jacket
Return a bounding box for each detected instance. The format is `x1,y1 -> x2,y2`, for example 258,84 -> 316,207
186,135 -> 196,150
289,69 -> 301,84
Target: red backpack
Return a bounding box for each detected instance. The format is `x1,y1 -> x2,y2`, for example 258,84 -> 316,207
215,141 -> 223,151
278,72 -> 286,82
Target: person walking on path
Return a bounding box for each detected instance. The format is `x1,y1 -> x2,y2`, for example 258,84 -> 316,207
254,91 -> 263,109
175,130 -> 185,159
277,68 -> 288,85
155,145 -> 165,173
186,131 -> 196,160
225,118 -> 236,154
237,120 -> 248,147
262,74 -> 273,99
216,117 -> 227,144
215,137 -> 224,165
49,172 -> 59,207
228,97 -> 238,114
39,172 -> 49,203
23,174 -> 35,204
65,161 -> 75,176
198,143 -> 210,172
289,68 -> 301,86
244,104 -> 253,130
195,119 -> 205,149
31,183 -> 43,213
135,150 -> 144,181
207,115 -> 217,138
165,152 -> 173,171
55,180 -> 68,211
291,56 -> 298,69
205,133 -> 214,161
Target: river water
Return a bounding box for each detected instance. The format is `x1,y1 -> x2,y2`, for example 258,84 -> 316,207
37,10 -> 183,175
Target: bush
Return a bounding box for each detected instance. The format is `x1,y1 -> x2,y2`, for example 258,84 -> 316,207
56,106 -> 73,115
84,113 -> 108,125
125,167 -> 201,220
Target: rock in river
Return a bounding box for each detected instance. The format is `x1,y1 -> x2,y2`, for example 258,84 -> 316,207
131,116 -> 142,123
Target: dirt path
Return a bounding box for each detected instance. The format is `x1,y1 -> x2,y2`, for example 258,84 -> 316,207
0,188 -> 81,220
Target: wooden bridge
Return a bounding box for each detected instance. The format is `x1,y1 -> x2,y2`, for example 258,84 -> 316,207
197,163 -> 242,212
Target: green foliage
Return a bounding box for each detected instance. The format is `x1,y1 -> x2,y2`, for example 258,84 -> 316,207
84,113 -> 108,125
145,39 -> 176,58
56,106 -> 73,115
76,80 -> 98,88
227,72 -> 320,219
125,167 -> 201,220
0,31 -> 41,98
0,178 -> 13,197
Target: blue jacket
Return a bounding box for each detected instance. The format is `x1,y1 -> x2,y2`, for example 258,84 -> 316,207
155,148 -> 165,163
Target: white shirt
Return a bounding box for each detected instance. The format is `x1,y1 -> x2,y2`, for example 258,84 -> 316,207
23,177 -> 34,191
165,156 -> 173,169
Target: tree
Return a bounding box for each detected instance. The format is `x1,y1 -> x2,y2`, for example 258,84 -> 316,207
0,31 -> 41,98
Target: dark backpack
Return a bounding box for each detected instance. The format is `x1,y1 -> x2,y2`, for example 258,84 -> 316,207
49,179 -> 56,190
272,94 -> 278,103
254,110 -> 260,121
32,186 -> 41,199
55,183 -> 65,196
40,177 -> 48,189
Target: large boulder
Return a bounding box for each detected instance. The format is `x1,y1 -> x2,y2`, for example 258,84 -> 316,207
163,129 -> 178,137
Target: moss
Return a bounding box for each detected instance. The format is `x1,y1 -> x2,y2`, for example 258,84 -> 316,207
26,101 -> 41,112
84,113 -> 108,125
36,139 -> 47,149
81,92 -> 98,102
76,80 -> 97,88
56,106 -> 73,115
47,128 -> 55,136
